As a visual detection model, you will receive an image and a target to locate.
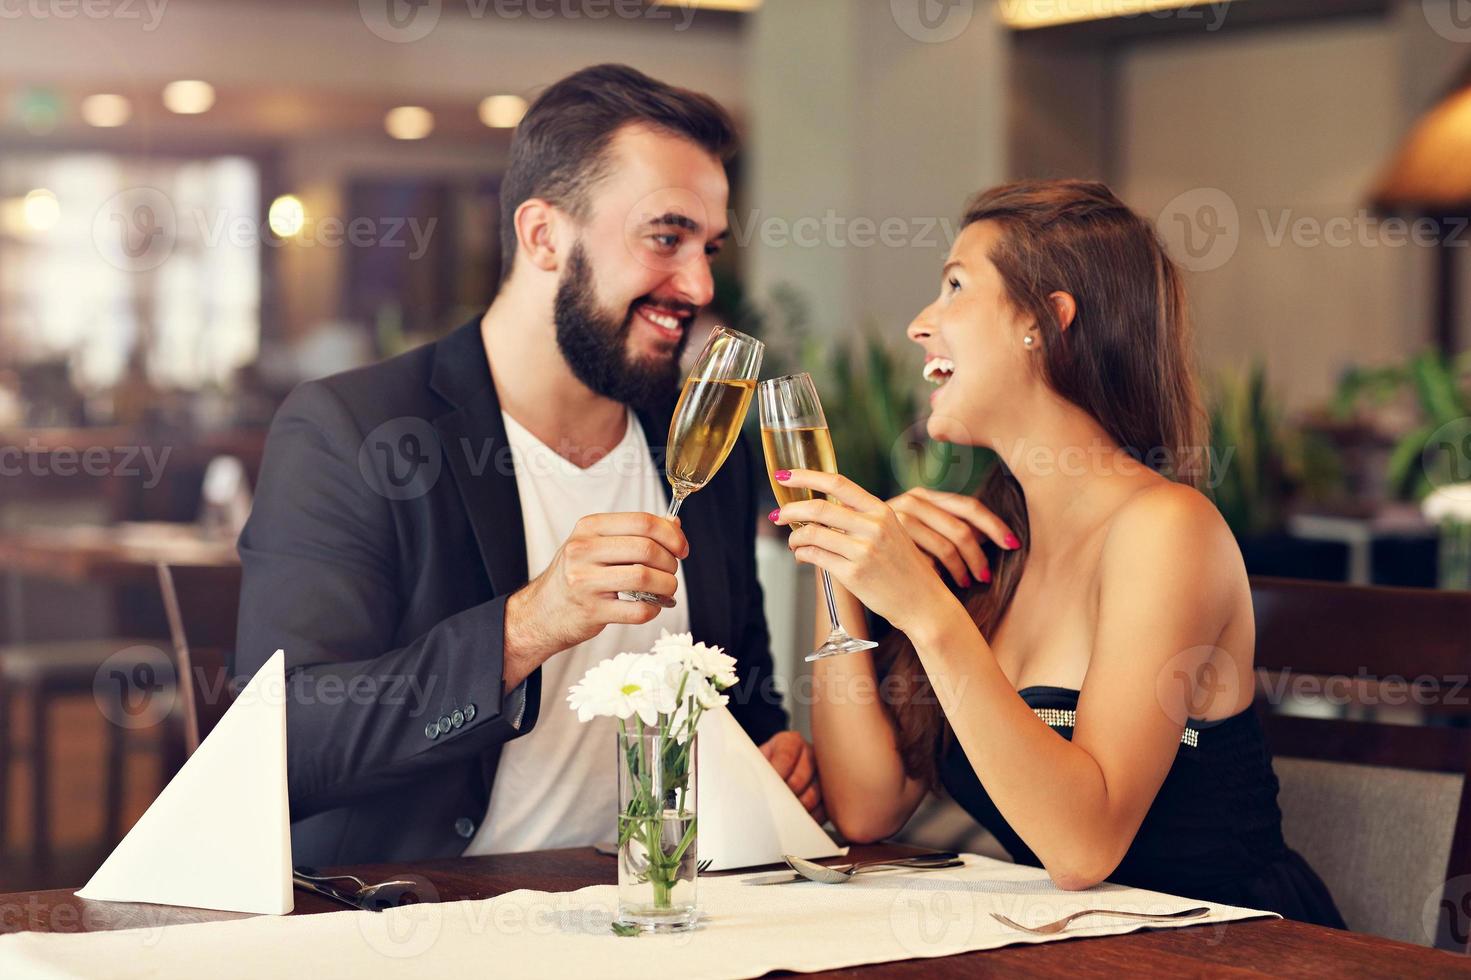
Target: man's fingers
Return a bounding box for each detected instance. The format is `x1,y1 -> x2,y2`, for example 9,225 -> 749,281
590,564 -> 678,599
763,735 -> 800,778
576,512 -> 689,558
583,535 -> 680,574
798,784 -> 821,815
785,745 -> 816,797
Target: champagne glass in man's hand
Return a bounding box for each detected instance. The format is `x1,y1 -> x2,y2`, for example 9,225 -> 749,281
620,325 -> 764,607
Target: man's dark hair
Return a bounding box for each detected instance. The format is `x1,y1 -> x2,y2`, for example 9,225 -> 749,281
497,63 -> 737,284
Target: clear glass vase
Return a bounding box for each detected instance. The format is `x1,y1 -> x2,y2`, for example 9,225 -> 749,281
615,726 -> 699,933
1439,520 -> 1471,591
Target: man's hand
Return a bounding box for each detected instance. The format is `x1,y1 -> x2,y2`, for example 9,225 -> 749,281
503,512 -> 688,688
760,730 -> 825,823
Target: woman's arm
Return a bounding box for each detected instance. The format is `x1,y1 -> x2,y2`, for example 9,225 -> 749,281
807,573 -> 929,842
777,472 -> 1243,888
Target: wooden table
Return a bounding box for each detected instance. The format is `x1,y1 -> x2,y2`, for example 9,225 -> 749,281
1,844 -> 1466,977
0,523 -> 238,588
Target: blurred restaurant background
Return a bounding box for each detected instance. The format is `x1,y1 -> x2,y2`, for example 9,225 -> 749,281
2,0 -> 1471,947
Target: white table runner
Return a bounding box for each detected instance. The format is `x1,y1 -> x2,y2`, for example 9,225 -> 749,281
0,855 -> 1278,979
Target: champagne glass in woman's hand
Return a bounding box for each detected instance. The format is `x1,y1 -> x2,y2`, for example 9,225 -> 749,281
758,372 -> 879,661
620,325 -> 763,607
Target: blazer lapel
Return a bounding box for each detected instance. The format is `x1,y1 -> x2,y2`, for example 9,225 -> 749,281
430,320 -> 528,597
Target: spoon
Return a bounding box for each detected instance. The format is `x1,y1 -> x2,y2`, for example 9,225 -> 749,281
782,852 -> 964,884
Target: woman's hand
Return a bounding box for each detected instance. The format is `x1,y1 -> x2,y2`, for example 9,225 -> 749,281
771,469 -> 957,633
886,486 -> 1020,588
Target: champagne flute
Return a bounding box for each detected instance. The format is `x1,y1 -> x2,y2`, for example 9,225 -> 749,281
620,325 -> 764,607
758,373 -> 880,661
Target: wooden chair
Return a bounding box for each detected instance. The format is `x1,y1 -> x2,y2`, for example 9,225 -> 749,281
156,563 -> 242,756
0,639 -> 166,862
1251,576 -> 1471,952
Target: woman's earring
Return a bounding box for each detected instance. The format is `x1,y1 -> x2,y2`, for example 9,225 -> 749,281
1023,335 -> 1036,348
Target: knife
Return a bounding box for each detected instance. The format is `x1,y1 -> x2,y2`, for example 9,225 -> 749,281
740,852 -> 961,886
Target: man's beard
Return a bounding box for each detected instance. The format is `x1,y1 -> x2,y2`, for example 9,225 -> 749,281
553,242 -> 692,410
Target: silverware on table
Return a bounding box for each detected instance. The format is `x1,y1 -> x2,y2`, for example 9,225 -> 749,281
990,905 -> 1210,935
742,852 -> 963,886
292,867 -> 422,913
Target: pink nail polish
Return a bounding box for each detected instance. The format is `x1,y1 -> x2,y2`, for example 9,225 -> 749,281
958,573 -> 972,588
774,470 -> 792,482
768,508 -> 780,523
980,567 -> 993,584
1003,533 -> 1020,549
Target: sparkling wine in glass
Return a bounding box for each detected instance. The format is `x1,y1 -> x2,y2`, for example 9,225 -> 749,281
620,325 -> 763,607
758,372 -> 880,661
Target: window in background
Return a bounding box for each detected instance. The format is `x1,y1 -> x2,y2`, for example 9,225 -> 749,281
0,154 -> 261,397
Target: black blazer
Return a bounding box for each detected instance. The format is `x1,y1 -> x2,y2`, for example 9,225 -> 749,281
236,318 -> 788,866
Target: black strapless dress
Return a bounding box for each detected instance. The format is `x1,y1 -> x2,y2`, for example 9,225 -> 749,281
939,685 -> 1346,929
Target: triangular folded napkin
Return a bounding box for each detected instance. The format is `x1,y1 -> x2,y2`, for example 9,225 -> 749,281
696,706 -> 846,871
78,650 -> 293,915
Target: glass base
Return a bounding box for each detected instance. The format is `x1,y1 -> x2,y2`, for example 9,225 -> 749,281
806,630 -> 880,662
614,908 -> 700,933
617,590 -> 678,608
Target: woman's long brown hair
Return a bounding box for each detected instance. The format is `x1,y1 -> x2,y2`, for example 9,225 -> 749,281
881,179 -> 1207,788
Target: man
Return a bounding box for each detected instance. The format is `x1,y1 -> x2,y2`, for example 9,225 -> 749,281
236,64 -> 820,866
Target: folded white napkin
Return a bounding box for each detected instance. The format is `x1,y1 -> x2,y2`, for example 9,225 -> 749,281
696,705 -> 846,870
77,649 -> 293,915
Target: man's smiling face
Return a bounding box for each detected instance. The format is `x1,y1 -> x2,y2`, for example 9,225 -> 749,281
552,123 -> 730,408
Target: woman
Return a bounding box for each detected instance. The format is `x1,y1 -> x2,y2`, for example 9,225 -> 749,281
772,180 -> 1344,927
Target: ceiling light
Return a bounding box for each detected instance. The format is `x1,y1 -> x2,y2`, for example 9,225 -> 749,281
998,0 -> 1232,30
163,80 -> 216,115
22,189 -> 60,232
268,195 -> 306,238
385,106 -> 434,140
81,94 -> 132,128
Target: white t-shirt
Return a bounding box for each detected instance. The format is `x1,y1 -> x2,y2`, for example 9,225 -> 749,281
465,408 -> 688,855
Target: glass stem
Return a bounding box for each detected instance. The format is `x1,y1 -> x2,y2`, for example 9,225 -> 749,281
820,568 -> 843,635
667,493 -> 687,520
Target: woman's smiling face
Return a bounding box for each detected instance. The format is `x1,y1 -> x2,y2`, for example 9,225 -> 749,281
907,220 -> 1037,447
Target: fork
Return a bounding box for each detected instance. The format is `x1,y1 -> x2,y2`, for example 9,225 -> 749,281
990,905 -> 1209,935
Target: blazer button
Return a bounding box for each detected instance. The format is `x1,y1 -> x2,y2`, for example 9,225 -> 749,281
454,817 -> 476,839
437,716 -> 452,735
451,709 -> 465,729
463,703 -> 476,722
424,722 -> 439,740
